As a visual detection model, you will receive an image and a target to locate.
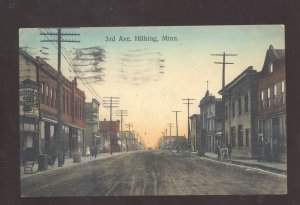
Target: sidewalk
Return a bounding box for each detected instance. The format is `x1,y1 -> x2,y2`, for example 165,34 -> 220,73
20,151 -> 131,179
204,152 -> 287,175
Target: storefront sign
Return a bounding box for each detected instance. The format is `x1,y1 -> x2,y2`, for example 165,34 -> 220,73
20,79 -> 39,116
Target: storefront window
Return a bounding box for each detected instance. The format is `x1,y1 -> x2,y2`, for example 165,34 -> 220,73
50,125 -> 55,137
25,135 -> 33,148
23,122 -> 35,131
40,121 -> 45,139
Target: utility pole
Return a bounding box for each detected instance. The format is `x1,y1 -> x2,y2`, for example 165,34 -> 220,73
41,28 -> 79,167
172,111 -> 181,152
182,98 -> 195,152
211,52 -> 237,144
168,123 -> 173,137
116,109 -> 128,152
125,123 -> 133,152
126,123 -> 133,131
103,97 -> 120,155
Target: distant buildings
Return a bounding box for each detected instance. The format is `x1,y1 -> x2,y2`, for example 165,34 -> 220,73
84,98 -> 100,154
120,131 -> 136,151
190,114 -> 200,152
99,119 -> 120,153
160,136 -> 187,151
198,90 -> 223,154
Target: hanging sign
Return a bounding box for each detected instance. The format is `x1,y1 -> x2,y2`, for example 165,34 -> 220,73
20,79 -> 39,114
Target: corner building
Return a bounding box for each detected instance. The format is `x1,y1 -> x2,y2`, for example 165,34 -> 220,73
257,45 -> 286,162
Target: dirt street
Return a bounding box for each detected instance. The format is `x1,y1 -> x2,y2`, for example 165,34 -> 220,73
21,150 -> 287,196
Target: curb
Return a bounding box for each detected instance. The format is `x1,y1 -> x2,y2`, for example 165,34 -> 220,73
202,155 -> 287,176
229,160 -> 287,175
20,151 -> 136,179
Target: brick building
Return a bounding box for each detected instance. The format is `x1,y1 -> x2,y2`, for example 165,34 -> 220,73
99,119 -> 120,152
19,49 -> 86,162
257,45 -> 286,162
37,57 -> 86,158
219,66 -> 258,158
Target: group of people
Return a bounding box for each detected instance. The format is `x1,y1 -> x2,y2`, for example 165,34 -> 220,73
216,143 -> 232,161
86,146 -> 98,159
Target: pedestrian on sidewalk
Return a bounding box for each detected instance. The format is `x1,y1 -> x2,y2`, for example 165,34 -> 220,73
227,143 -> 232,160
94,146 -> 98,159
91,146 -> 95,158
86,146 -> 90,157
216,145 -> 221,160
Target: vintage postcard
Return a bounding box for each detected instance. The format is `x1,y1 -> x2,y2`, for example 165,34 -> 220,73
19,25 -> 286,196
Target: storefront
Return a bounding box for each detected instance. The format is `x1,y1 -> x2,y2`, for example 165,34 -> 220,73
20,78 -> 40,162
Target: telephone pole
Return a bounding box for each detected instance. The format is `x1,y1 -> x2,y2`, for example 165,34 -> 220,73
40,28 -> 80,167
116,109 -> 128,152
182,98 -> 195,151
125,123 -> 133,131
168,123 -> 173,137
125,123 -> 133,152
172,110 -> 181,152
212,52 -> 237,144
103,97 -> 120,155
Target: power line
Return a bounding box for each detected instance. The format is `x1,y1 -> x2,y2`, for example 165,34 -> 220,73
40,28 -> 79,167
103,97 -> 120,155
116,109 -> 128,152
172,110 -> 181,152
211,52 -> 237,91
182,98 -> 195,152
212,52 -> 237,145
40,28 -> 107,107
168,123 -> 173,137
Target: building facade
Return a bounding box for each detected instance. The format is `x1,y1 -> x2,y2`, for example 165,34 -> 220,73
99,119 -> 120,152
20,50 -> 86,162
84,98 -> 100,155
190,114 -> 200,152
219,66 -> 258,158
257,45 -> 286,162
199,91 -> 223,154
37,57 -> 86,157
19,50 -> 40,162
161,136 -> 187,151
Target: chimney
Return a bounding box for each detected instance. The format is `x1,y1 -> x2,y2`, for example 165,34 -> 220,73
73,77 -> 77,87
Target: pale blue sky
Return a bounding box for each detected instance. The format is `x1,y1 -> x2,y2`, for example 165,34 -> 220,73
19,25 -> 285,147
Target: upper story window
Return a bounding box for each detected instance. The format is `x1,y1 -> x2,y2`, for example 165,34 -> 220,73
267,88 -> 271,108
50,87 -> 52,98
41,83 -> 44,94
45,85 -> 48,96
269,63 -> 273,74
261,91 -> 264,110
273,84 -> 277,104
281,80 -> 286,104
238,98 -> 242,115
232,101 -> 235,118
244,94 -> 249,113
